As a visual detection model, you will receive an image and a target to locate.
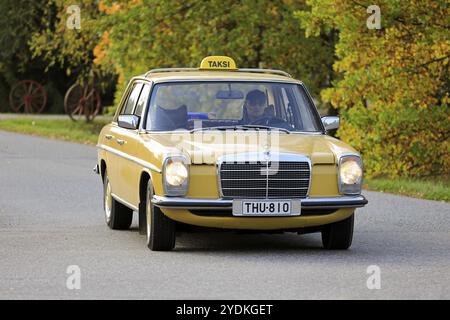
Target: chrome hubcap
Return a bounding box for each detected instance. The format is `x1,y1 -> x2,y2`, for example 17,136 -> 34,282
146,186 -> 151,244
105,180 -> 112,223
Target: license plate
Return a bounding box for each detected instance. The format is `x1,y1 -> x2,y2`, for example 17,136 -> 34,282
232,200 -> 301,216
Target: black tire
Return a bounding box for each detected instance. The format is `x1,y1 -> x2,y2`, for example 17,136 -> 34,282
103,173 -> 133,230
321,214 -> 354,250
145,179 -> 176,251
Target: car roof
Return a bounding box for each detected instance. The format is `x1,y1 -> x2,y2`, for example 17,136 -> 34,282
132,56 -> 302,84
138,70 -> 302,84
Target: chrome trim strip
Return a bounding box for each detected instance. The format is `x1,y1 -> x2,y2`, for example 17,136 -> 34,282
145,68 -> 292,78
97,144 -> 161,173
220,169 -> 310,172
111,193 -> 139,211
221,187 -> 308,190
237,68 -> 292,78
151,79 -> 302,86
152,195 -> 368,210
146,68 -> 198,76
220,178 -> 310,180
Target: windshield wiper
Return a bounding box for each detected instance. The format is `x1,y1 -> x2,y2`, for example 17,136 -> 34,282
190,125 -> 240,132
238,125 -> 290,134
190,125 -> 290,133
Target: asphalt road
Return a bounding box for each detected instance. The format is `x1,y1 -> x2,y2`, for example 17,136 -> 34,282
0,130 -> 449,299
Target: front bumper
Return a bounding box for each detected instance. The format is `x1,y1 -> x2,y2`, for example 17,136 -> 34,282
152,195 -> 368,210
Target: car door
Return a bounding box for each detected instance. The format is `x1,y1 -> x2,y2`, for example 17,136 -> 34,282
115,82 -> 152,206
108,82 -> 143,205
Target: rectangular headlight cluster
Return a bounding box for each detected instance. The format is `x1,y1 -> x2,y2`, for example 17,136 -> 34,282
162,155 -> 189,196
338,154 -> 363,195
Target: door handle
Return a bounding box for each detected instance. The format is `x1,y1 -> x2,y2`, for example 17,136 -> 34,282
105,134 -> 113,140
116,139 -> 126,145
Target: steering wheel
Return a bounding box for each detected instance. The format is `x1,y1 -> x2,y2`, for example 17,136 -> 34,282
248,116 -> 292,129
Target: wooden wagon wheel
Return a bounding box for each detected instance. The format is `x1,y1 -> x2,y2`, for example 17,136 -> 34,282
64,83 -> 101,121
9,80 -> 47,113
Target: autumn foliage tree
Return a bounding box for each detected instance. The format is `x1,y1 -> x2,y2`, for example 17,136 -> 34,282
0,0 -> 50,110
95,0 -> 336,110
297,0 -> 449,178
30,0 -> 115,85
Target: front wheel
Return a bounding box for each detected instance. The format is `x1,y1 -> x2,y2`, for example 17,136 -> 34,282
145,180 -> 176,251
103,173 -> 133,230
321,214 -> 354,250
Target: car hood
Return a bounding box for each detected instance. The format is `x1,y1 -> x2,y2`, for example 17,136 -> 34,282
140,131 -> 359,165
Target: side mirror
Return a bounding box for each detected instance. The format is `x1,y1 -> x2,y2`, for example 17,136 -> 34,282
321,116 -> 339,132
118,114 -> 140,130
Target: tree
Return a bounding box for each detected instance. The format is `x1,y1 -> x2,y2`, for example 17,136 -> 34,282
0,0 -> 49,110
96,0 -> 336,110
297,0 -> 449,178
30,0 -> 115,85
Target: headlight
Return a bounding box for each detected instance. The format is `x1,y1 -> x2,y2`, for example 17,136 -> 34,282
338,155 -> 363,195
163,155 -> 189,196
165,161 -> 188,186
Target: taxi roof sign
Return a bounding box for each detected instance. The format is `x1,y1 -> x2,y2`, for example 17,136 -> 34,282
199,56 -> 237,70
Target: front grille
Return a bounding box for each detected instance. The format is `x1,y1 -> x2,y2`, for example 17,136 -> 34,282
219,161 -> 310,198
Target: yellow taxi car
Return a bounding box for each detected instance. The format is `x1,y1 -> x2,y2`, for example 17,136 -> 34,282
95,56 -> 368,251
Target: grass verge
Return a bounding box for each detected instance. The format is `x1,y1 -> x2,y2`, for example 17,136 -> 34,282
0,118 -> 108,145
364,177 -> 449,202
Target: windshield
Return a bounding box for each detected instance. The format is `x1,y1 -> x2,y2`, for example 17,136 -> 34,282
145,81 -> 323,132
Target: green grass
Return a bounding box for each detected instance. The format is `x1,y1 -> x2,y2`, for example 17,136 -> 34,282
364,177 -> 450,202
0,118 -> 108,145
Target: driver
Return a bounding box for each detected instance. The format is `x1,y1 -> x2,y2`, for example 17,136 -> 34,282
243,89 -> 270,123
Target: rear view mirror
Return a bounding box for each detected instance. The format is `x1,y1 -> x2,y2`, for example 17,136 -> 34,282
118,114 -> 140,130
216,90 -> 244,100
321,116 -> 339,132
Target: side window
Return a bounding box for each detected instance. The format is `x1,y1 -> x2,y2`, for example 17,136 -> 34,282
134,84 -> 151,117
121,83 -> 143,115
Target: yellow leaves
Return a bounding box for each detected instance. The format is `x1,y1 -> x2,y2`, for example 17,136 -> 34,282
117,68 -> 125,85
267,2 -> 278,17
98,1 -> 125,14
92,46 -> 103,65
93,31 -> 111,65
102,30 -> 111,45
443,94 -> 449,105
431,41 -> 450,63
321,87 -> 340,109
